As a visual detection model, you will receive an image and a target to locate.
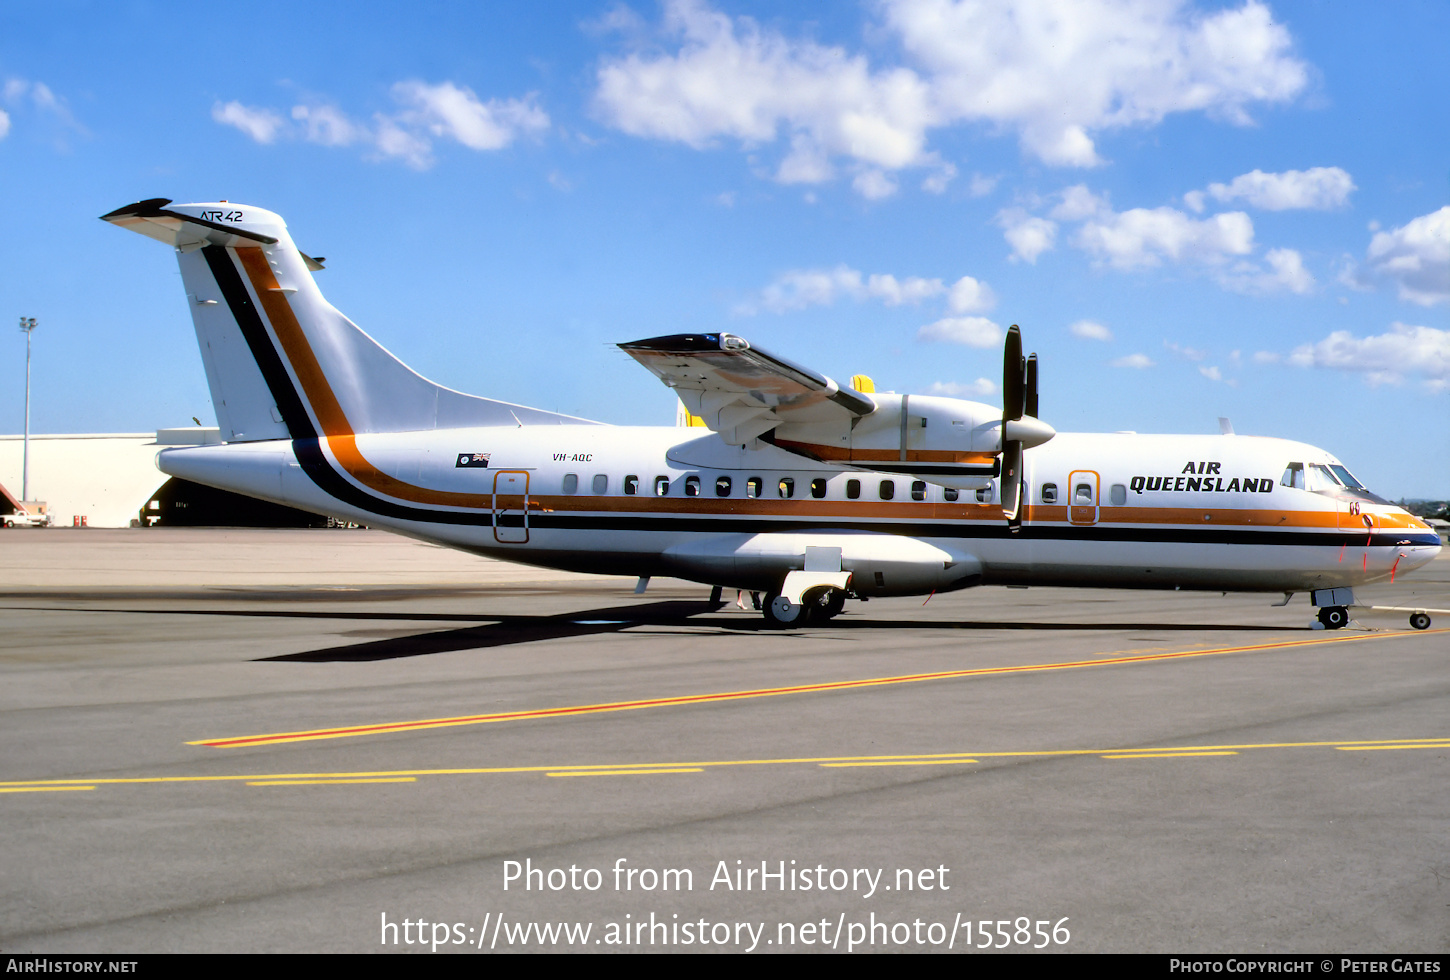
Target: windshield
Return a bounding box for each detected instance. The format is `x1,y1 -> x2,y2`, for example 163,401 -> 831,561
1327,464 -> 1367,490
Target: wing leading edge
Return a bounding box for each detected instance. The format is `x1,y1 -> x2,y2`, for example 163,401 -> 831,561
620,333 -> 875,445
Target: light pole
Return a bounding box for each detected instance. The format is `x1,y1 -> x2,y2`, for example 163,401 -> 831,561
19,317 -> 36,502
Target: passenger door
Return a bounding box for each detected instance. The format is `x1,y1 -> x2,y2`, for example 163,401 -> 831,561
492,471 -> 530,543
1068,470 -> 1099,526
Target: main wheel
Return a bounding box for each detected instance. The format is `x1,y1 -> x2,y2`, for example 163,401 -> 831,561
762,591 -> 805,628
1409,612 -> 1431,631
801,587 -> 846,622
1318,605 -> 1349,629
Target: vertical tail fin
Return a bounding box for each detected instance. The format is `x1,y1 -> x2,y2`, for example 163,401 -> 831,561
102,199 -> 595,442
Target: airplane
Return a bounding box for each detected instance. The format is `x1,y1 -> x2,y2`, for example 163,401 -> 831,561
102,199 -> 1443,630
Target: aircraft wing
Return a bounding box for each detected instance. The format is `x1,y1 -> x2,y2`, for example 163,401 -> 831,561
619,333 -> 876,445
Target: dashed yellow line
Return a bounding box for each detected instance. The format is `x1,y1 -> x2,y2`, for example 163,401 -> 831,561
820,758 -> 977,768
189,628 -> 1442,748
0,785 -> 95,793
247,777 -> 417,786
1101,751 -> 1239,759
3,737 -> 1445,795
546,768 -> 704,778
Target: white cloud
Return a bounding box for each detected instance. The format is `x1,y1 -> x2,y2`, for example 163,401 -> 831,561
997,209 -> 1057,263
867,272 -> 943,305
1183,189 -> 1206,213
1252,350 -> 1280,364
1286,322 -> 1450,386
391,81 -> 548,153
1070,319 -> 1112,341
853,169 -> 900,200
1206,166 -> 1354,210
925,378 -> 998,398
212,101 -> 287,144
1218,247 -> 1314,295
212,82 -> 548,169
947,275 -> 995,314
1050,184 -> 1109,221
1164,340 -> 1207,361
968,172 -> 998,197
921,161 -> 957,194
1358,206 -> 1450,306
290,104 -> 362,147
747,264 -> 963,313
917,316 -> 1003,347
592,0 -> 1309,195
1198,365 -> 1237,386
1112,353 -> 1155,369
1075,206 -> 1254,269
0,108 -> 9,140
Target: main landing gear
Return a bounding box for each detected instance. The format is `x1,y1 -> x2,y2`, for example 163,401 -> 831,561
1316,605 -> 1350,630
762,587 -> 847,628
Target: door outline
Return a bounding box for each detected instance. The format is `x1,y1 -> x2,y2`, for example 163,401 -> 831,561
1068,469 -> 1100,526
492,470 -> 530,543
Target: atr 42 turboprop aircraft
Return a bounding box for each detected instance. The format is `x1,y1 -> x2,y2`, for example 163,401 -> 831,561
103,199 -> 1442,629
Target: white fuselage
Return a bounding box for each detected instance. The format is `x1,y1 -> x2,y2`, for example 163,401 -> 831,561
158,425 -> 1441,597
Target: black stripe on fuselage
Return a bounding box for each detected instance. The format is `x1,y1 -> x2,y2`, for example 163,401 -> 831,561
197,249 -> 1441,550
202,245 -> 489,526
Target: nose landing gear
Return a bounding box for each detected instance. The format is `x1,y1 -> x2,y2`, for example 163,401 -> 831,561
1316,605 -> 1350,629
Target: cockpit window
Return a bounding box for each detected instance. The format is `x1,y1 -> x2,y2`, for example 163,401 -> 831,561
1328,464 -> 1366,490
1280,463 -> 1304,490
1306,463 -> 1342,493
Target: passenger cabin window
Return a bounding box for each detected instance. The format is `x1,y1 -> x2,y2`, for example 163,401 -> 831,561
846,479 -> 861,500
624,475 -> 639,496
975,486 -> 992,503
1074,483 -> 1094,504
1041,483 -> 1058,504
778,477 -> 795,499
879,480 -> 895,501
1280,463 -> 1305,489
716,476 -> 732,497
1109,484 -> 1127,506
810,478 -> 827,499
562,473 -> 578,494
911,480 -> 927,502
944,488 -> 959,502
747,476 -> 763,498
592,474 -> 608,495
684,475 -> 701,497
654,476 -> 670,496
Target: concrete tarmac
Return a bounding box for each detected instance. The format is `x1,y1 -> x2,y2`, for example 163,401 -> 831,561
1,528 -> 1447,953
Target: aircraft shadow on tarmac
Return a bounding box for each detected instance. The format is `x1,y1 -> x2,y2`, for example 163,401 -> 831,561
14,600 -> 1304,663
248,601 -> 1302,663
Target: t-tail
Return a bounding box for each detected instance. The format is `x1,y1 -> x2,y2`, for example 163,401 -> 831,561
102,199 -> 592,442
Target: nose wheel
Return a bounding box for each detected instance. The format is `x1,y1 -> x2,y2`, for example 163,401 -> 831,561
1316,605 -> 1350,630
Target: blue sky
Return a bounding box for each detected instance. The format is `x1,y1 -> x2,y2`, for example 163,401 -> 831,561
2,1 -> 1446,496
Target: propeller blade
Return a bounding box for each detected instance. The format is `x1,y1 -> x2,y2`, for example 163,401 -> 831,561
1002,325 -> 1024,421
1024,353 -> 1039,419
1000,441 -> 1024,525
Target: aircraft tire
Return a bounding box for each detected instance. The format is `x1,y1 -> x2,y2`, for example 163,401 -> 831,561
1318,606 -> 1350,630
1409,612 -> 1431,631
763,592 -> 804,628
797,587 -> 845,624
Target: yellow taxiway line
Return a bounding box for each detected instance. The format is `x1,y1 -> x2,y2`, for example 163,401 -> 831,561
2,738 -> 1443,795
188,628 -> 1443,749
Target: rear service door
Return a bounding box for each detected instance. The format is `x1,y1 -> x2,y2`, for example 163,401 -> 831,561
1068,470 -> 1099,526
492,471 -> 530,543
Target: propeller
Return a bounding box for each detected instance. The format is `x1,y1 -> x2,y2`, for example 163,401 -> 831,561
998,325 -> 1053,528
